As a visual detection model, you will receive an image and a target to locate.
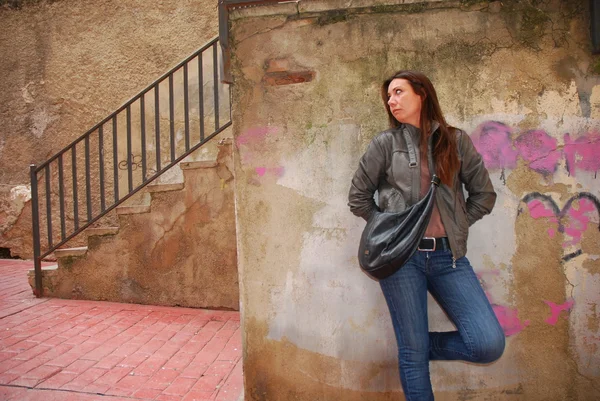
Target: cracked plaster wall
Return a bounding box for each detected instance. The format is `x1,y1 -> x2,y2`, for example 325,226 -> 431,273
0,0 -> 230,258
230,1 -> 600,400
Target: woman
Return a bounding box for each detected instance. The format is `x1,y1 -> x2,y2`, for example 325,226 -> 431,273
348,71 -> 505,400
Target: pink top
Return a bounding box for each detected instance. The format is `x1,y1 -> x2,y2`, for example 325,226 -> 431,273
420,159 -> 447,238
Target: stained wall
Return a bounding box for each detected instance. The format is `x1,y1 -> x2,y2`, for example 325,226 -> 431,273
229,1 -> 600,399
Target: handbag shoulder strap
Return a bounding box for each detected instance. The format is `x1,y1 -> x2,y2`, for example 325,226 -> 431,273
401,127 -> 420,204
427,131 -> 440,186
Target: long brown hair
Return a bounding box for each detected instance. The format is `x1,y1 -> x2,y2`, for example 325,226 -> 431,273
381,70 -> 459,186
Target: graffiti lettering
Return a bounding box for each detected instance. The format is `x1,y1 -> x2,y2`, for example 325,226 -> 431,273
118,154 -> 157,178
471,121 -> 600,177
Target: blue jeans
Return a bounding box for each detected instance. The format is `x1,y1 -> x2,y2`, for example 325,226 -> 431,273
380,248 -> 505,401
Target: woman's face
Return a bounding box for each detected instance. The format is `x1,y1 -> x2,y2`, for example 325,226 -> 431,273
387,78 -> 423,128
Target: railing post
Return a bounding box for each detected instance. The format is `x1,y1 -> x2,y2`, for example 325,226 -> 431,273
30,164 -> 43,298
219,1 -> 233,84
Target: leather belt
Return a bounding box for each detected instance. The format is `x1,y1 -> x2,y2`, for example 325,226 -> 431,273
418,237 -> 450,251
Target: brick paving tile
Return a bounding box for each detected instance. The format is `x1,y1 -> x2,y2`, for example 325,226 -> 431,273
36,371 -> 78,389
44,351 -> 80,367
189,330 -> 215,346
156,393 -> 183,401
180,362 -> 210,379
155,343 -> 181,360
145,367 -> 181,390
191,374 -> 223,393
6,357 -> 47,376
215,359 -> 243,401
61,358 -> 96,374
41,335 -> 69,347
154,330 -> 178,342
0,372 -> 20,385
192,350 -> 218,366
80,382 -> 111,395
22,364 -> 62,381
179,339 -> 209,355
14,343 -> 53,360
216,342 -> 242,362
205,361 -> 235,378
214,329 -> 237,339
0,350 -> 17,362
92,366 -> 132,387
182,390 -> 216,401
112,342 -> 143,358
137,338 -> 166,355
69,339 -> 105,356
59,334 -> 89,346
0,357 -> 26,374
117,351 -> 149,368
162,376 -> 197,396
132,356 -> 168,376
8,375 -> 40,387
108,372 -> 149,394
162,351 -> 194,371
201,321 -> 225,333
127,331 -> 155,346
220,321 -> 240,331
87,342 -> 122,360
94,353 -> 126,370
133,387 -> 163,399
60,367 -> 108,391
3,339 -> 38,353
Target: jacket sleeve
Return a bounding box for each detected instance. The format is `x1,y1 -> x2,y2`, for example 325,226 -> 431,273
458,130 -> 496,225
348,137 -> 387,221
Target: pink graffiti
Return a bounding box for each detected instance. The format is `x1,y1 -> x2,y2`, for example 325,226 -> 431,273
471,121 -> 518,169
526,197 -> 599,245
471,121 -> 600,176
564,133 -> 600,176
255,166 -> 285,177
237,126 -> 278,146
544,299 -> 574,325
563,199 -> 597,246
514,130 -> 560,175
493,305 -> 530,336
478,270 -> 529,337
526,199 -> 559,237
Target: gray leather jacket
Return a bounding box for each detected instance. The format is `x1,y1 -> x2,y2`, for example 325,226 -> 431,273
348,123 -> 496,260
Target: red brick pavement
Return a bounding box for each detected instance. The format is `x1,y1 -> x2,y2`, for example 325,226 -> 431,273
0,260 -> 243,401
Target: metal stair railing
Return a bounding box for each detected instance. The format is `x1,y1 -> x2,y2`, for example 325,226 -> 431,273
30,37 -> 232,297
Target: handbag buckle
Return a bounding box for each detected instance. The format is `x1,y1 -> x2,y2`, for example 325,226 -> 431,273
418,237 -> 436,251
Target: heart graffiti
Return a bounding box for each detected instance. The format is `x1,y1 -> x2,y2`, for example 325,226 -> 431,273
520,192 -> 600,261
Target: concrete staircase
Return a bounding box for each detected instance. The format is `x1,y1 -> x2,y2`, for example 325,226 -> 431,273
29,139 -> 238,310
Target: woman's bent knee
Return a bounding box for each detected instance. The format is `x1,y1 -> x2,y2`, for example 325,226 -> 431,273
473,332 -> 505,363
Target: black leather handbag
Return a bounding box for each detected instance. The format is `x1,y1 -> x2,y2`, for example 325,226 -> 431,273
358,128 -> 441,280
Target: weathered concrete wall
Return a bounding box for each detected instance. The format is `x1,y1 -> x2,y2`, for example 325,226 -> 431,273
30,140 -> 238,310
0,0 -> 229,258
230,0 -> 600,399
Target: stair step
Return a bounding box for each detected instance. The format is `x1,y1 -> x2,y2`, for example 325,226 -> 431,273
116,205 -> 151,215
147,182 -> 184,192
86,227 -> 119,236
28,264 -> 59,274
54,247 -> 88,258
180,160 -> 218,170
